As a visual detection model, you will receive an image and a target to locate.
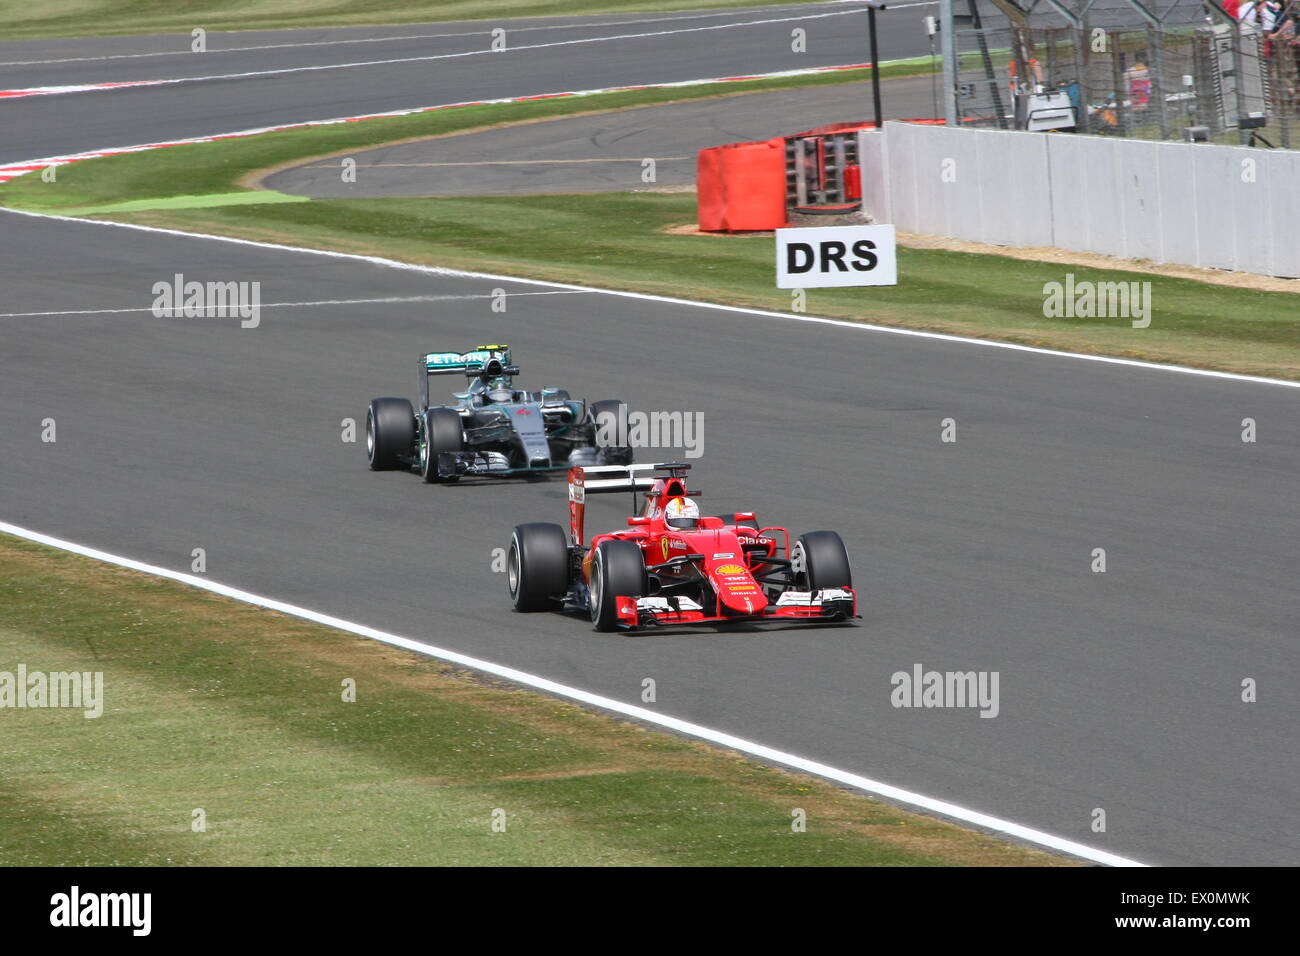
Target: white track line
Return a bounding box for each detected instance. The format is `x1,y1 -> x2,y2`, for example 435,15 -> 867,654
0,4 -> 862,67
0,291 -> 587,319
0,42 -> 1281,867
0,61 -> 879,178
3,205 -> 1295,391
0,8 -> 874,98
0,517 -> 1145,867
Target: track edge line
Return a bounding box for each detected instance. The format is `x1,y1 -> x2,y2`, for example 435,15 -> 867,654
0,518 -> 1147,868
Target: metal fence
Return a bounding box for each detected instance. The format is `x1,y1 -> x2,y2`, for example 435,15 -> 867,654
950,0 -> 1300,147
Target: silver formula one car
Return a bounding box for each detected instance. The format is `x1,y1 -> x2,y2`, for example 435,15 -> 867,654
366,344 -> 632,482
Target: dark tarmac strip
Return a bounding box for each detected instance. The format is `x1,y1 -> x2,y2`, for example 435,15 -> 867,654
0,3 -> 947,166
264,75 -> 943,197
2,208 -> 1296,865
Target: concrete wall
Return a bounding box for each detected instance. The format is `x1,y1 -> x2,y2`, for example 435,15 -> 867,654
859,123 -> 1300,278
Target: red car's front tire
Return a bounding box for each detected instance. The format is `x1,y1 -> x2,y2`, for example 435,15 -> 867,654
589,539 -> 646,631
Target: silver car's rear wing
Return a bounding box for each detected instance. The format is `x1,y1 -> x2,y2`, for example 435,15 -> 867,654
419,346 -> 516,408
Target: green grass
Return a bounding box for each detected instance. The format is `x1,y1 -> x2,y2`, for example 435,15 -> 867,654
3,66 -> 1293,379
0,66 -> 925,214
0,534 -> 1057,866
0,0 -> 842,41
101,192 -> 1300,381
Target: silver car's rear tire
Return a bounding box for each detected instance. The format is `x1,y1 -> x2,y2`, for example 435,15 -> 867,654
367,398 -> 415,471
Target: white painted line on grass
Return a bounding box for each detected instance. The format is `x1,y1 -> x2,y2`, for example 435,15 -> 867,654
0,517 -> 1146,867
4,205 -> 1295,391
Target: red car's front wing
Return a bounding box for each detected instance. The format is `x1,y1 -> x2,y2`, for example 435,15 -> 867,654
613,590 -> 857,629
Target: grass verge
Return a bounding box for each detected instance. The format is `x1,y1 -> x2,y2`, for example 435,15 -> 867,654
78,192 -> 1300,381
2,68 -> 1294,380
0,66 -> 925,213
0,533 -> 1059,866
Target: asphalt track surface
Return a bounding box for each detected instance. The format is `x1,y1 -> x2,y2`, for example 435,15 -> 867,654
2,6 -> 1298,867
265,76 -> 942,197
0,2 -> 945,166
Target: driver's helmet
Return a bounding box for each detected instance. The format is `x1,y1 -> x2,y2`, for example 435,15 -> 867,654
664,496 -> 700,530
486,386 -> 515,404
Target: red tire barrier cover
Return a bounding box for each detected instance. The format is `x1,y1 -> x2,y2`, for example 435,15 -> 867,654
696,136 -> 787,232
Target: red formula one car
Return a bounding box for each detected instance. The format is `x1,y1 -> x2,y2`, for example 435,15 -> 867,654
507,462 -> 857,631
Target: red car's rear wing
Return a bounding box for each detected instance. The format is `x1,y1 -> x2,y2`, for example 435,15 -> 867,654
567,464 -> 665,546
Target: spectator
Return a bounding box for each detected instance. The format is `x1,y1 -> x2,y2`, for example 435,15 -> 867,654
1261,0 -> 1284,55
1261,0 -> 1284,31
1271,6 -> 1300,93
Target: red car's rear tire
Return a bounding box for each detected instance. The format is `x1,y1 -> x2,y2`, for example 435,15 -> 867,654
509,523 -> 570,612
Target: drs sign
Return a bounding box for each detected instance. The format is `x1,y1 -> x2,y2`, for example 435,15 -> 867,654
775,224 -> 897,289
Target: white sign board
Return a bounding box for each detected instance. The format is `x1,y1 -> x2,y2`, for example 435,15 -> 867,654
775,224 -> 897,289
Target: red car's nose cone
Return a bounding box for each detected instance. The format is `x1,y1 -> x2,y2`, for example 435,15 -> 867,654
707,557 -> 768,615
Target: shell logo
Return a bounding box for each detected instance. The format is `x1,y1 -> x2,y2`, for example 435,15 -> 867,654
716,564 -> 747,575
